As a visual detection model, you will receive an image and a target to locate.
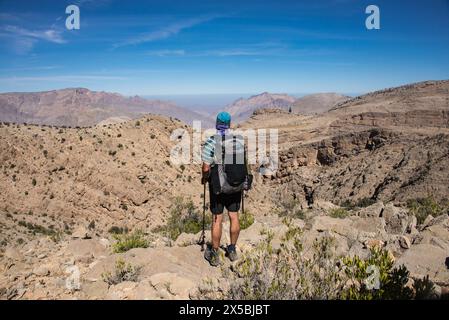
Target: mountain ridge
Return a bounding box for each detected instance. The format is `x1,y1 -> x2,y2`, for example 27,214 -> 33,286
0,88 -> 214,128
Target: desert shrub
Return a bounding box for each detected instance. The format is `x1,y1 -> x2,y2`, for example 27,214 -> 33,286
153,197 -> 210,240
277,197 -> 305,220
108,226 -> 128,234
239,211 -> 255,230
150,134 -> 156,139
413,275 -> 438,300
211,221 -> 437,300
342,198 -> 377,209
135,121 -> 141,127
225,223 -> 343,300
342,248 -> 437,300
112,229 -> 148,253
406,197 -> 447,224
329,208 -> 350,219
102,258 -> 141,285
357,198 -> 377,208
17,220 -> 62,241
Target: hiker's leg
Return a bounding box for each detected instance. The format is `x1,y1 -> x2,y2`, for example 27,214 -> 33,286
211,214 -> 223,250
228,211 -> 240,245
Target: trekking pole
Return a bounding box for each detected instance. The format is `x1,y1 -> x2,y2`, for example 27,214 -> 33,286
241,190 -> 245,217
199,182 -> 207,251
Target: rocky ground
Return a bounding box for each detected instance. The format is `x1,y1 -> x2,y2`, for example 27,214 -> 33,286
0,200 -> 448,300
0,80 -> 448,299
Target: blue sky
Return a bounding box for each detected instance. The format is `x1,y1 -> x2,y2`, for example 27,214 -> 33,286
0,0 -> 448,95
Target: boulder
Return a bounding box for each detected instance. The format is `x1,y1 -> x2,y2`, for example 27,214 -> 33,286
395,244 -> 449,285
398,235 -> 411,249
358,202 -> 384,218
383,203 -> 408,234
149,272 -> 195,299
71,225 -> 92,239
81,280 -> 108,298
174,233 -> 198,247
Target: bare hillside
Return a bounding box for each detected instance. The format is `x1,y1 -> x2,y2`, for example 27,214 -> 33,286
0,88 -> 213,127
292,93 -> 350,115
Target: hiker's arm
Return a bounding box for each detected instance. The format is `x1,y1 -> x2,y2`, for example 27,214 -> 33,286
201,163 -> 210,184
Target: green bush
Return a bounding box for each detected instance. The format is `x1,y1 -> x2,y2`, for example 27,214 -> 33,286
102,258 -> 141,285
225,223 -> 343,300
153,197 -> 210,240
329,208 -> 350,219
239,211 -> 255,230
407,197 -> 447,224
342,248 -> 437,300
209,221 -> 437,300
112,229 -> 148,253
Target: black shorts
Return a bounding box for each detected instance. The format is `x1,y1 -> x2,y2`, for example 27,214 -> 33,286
209,184 -> 242,215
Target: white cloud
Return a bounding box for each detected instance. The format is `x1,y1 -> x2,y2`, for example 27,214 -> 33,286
146,49 -> 185,57
114,15 -> 218,48
0,25 -> 66,54
3,25 -> 66,44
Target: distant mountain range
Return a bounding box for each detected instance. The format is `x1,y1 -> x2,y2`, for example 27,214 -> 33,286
0,88 -> 214,127
226,92 -> 349,122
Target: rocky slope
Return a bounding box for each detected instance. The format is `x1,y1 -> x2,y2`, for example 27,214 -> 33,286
0,88 -> 213,127
0,115 -> 204,246
245,81 -> 449,206
329,80 -> 449,130
292,93 -> 350,115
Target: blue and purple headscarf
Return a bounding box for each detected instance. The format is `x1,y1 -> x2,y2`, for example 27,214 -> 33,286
216,111 -> 231,136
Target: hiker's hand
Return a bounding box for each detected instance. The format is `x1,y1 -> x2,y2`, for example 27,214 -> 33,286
201,171 -> 210,184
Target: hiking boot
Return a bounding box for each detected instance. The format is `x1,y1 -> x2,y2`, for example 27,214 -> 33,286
204,247 -> 220,267
226,244 -> 238,262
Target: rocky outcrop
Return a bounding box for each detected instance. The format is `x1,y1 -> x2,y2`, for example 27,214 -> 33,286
1,203 -> 447,300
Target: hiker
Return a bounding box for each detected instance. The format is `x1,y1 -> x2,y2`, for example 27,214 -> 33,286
201,111 -> 252,267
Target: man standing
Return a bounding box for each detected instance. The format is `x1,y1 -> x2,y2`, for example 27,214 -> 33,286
201,112 -> 242,267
